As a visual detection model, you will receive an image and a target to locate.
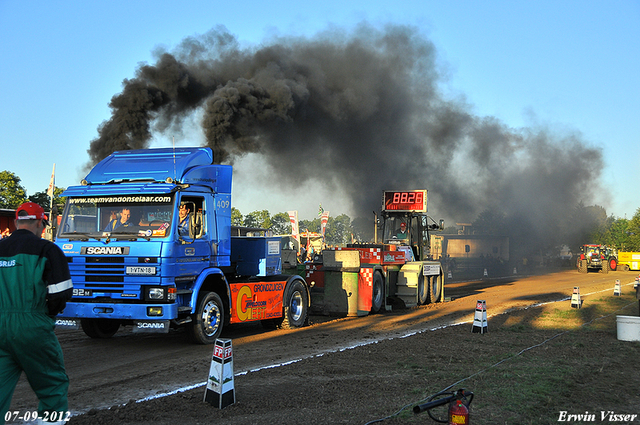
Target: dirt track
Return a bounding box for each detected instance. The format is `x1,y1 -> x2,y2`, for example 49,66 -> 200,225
8,268 -> 638,424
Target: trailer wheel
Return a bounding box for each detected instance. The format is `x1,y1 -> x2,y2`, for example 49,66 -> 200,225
188,291 -> 224,344
428,272 -> 444,304
281,278 -> 309,329
371,271 -> 384,313
80,319 -> 120,339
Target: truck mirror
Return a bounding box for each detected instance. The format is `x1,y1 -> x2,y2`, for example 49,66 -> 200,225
439,219 -> 445,230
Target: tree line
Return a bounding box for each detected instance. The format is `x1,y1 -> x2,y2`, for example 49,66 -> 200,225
0,171 -> 65,211
2,170 -> 639,252
231,208 -> 375,247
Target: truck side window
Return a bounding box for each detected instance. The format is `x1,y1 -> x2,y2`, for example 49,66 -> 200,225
180,198 -> 205,239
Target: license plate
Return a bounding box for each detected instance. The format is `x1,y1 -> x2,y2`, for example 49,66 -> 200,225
126,266 -> 157,275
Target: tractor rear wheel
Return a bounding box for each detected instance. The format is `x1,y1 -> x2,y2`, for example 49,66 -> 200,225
609,258 -> 617,271
428,272 -> 444,303
577,260 -> 587,273
371,271 -> 384,313
417,274 -> 429,305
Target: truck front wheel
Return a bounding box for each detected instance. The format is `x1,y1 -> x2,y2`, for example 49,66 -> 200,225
188,291 -> 224,344
81,319 -> 120,339
281,279 -> 309,329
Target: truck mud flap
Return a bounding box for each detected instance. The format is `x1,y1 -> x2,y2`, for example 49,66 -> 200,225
133,320 -> 171,333
55,318 -> 80,329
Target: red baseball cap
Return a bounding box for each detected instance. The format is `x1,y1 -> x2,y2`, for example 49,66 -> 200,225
16,202 -> 49,226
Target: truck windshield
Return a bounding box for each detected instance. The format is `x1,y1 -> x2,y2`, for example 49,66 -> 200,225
58,195 -> 175,239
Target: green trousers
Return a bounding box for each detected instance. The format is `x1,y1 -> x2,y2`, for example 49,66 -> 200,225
0,312 -> 69,425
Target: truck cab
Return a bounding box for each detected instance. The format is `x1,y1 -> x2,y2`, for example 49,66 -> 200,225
55,147 -> 309,343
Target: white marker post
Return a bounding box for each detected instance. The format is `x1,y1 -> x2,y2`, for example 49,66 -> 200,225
204,338 -> 236,409
471,300 -> 488,334
614,279 -> 622,296
570,287 -> 582,309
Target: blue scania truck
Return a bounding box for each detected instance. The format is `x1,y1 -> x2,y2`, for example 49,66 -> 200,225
54,147 -> 310,344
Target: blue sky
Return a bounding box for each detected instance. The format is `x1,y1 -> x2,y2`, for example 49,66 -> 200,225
1,0 -> 638,220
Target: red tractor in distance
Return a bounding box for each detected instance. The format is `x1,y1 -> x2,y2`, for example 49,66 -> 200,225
576,244 -> 617,273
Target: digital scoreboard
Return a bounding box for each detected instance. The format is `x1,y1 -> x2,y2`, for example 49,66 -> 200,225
382,190 -> 427,212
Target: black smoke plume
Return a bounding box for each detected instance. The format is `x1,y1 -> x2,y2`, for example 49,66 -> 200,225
88,23 -> 604,251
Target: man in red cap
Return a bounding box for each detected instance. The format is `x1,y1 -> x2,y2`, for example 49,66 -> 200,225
0,202 -> 73,425
396,222 -> 409,239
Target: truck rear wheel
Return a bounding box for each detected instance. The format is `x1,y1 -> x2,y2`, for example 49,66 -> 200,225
281,278 -> 308,329
371,271 -> 384,313
81,319 -> 120,339
188,291 -> 224,344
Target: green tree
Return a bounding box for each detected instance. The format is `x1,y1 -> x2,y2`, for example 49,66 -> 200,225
591,215 -> 630,250
608,217 -> 631,250
231,207 -> 243,226
351,216 -> 375,243
299,218 -> 320,234
325,214 -> 352,246
472,209 -> 507,235
28,187 -> 66,211
270,212 -> 291,235
0,171 -> 28,208
244,210 -> 271,229
626,208 -> 640,251
565,202 -> 608,248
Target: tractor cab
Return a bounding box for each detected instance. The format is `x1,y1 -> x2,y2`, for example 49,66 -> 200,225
380,190 -> 444,261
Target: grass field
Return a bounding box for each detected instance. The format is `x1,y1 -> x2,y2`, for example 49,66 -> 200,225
398,292 -> 640,424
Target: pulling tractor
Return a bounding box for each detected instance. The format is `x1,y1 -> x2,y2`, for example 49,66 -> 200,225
576,244 -> 617,273
309,190 -> 445,315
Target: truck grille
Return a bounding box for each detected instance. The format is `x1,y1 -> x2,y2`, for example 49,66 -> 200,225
68,255 -> 161,297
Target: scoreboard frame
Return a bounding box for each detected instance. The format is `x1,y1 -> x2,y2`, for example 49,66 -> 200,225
382,190 -> 427,213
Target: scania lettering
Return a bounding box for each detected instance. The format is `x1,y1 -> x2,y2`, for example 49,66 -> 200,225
55,147 -> 310,344
82,246 -> 129,255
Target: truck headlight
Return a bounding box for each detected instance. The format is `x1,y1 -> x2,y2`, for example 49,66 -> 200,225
148,288 -> 165,300
145,285 -> 176,302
